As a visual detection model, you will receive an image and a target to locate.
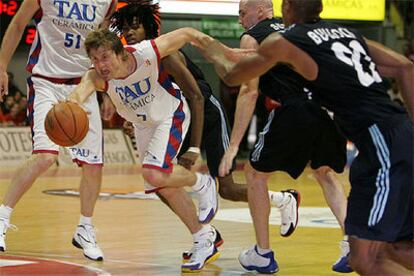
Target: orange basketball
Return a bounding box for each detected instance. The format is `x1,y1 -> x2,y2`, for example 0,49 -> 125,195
44,102 -> 89,147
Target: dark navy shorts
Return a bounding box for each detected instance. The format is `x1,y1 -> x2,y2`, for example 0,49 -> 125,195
179,92 -> 235,178
345,114 -> 414,242
249,99 -> 347,179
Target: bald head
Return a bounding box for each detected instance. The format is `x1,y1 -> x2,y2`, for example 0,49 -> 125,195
247,0 -> 273,9
239,0 -> 274,30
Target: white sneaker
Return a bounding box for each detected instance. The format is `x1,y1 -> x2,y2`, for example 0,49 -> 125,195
0,218 -> 17,252
182,226 -> 223,261
238,245 -> 279,274
195,175 -> 218,224
332,240 -> 353,273
181,233 -> 220,272
273,189 -> 300,237
72,224 -> 104,261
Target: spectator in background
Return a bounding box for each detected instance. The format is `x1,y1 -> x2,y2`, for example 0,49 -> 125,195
0,73 -> 27,126
13,90 -> 28,126
1,95 -> 14,115
2,103 -> 25,126
6,72 -> 23,97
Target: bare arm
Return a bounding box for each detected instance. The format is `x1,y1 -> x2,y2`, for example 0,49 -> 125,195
154,28 -> 211,59
0,0 -> 39,99
68,70 -> 106,104
100,0 -> 118,28
200,33 -> 317,87
162,51 -> 205,168
366,38 -> 414,119
219,35 -> 260,176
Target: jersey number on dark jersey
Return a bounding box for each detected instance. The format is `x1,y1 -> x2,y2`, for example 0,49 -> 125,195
331,40 -> 382,87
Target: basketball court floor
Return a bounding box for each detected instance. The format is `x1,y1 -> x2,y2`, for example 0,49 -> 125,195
0,162 -> 357,275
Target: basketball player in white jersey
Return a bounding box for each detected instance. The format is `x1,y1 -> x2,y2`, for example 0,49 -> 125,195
68,28 -> 220,272
0,0 -> 117,261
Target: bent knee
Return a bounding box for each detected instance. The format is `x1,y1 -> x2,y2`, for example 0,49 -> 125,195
33,153 -> 58,170
142,168 -> 165,187
349,251 -> 381,274
313,166 -> 332,178
82,164 -> 102,177
218,185 -> 234,200
349,257 -> 374,274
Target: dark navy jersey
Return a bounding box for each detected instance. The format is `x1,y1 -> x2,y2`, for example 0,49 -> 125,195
282,20 -> 405,138
179,50 -> 213,98
242,18 -> 308,102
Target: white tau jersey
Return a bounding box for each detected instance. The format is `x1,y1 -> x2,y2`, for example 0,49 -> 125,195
105,40 -> 187,126
27,0 -> 115,78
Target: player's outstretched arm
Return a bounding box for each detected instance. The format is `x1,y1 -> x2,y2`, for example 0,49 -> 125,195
68,70 -> 106,105
100,0 -> 118,28
0,0 -> 39,100
154,27 -> 212,59
219,35 -> 260,177
162,52 -> 205,169
204,33 -> 317,87
366,38 -> 414,120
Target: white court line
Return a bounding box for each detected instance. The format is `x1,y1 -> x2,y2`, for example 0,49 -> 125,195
3,253 -> 111,276
9,251 -> 245,275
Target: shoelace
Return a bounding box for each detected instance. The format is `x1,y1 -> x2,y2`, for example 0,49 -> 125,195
246,247 -> 257,257
81,225 -> 98,246
188,239 -> 213,263
188,230 -> 215,256
339,241 -> 349,256
278,193 -> 292,210
0,220 -> 18,235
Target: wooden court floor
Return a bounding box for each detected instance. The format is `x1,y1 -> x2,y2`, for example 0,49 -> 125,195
0,162 -> 358,275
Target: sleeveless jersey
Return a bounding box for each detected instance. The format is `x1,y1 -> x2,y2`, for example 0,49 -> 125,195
282,20 -> 405,137
105,40 -> 185,126
243,18 -> 308,102
179,50 -> 213,98
27,0 -> 115,78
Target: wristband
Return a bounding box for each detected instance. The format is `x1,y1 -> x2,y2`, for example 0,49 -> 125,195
188,147 -> 201,154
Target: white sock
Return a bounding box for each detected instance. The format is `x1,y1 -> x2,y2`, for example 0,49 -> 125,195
256,245 -> 271,255
191,172 -> 205,192
192,224 -> 212,241
79,215 -> 92,225
269,191 -> 285,208
0,204 -> 13,220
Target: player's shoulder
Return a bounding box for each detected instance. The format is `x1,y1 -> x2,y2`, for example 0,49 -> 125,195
281,23 -> 307,37
127,40 -> 152,51
256,18 -> 283,29
243,18 -> 285,44
126,40 -> 159,59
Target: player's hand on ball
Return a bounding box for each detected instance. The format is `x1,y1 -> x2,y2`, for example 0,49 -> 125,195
45,102 -> 89,147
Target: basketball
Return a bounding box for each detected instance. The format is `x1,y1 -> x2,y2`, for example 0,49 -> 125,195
44,102 -> 89,147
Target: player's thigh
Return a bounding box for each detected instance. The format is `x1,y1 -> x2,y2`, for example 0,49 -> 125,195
310,110 -> 347,173
69,93 -> 103,165
346,115 -> 413,242
29,77 -> 65,152
249,106 -> 319,179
